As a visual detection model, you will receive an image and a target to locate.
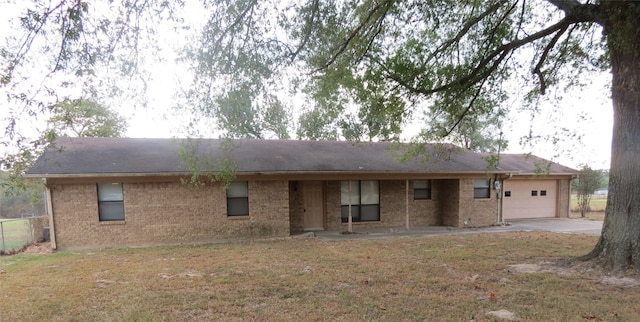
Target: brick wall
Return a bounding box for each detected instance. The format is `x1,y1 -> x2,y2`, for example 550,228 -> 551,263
325,181 -> 342,230
288,181 -> 305,234
556,178 -> 571,218
437,179 -> 460,226
458,178 -> 499,227
325,180 -> 441,230
382,180 -> 441,227
50,180 -> 290,250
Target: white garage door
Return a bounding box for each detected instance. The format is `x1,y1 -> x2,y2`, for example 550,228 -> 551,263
503,179 -> 557,219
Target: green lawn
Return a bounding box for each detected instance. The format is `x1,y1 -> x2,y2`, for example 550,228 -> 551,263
0,219 -> 31,252
0,232 -> 637,321
570,195 -> 607,220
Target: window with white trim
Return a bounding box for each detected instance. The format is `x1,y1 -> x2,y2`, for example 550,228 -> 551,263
97,183 -> 125,221
473,179 -> 491,199
341,180 -> 380,222
227,181 -> 249,216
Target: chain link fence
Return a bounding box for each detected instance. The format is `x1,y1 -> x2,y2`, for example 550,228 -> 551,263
0,216 -> 48,254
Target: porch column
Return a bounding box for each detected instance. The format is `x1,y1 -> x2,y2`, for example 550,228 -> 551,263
348,180 -> 353,233
44,181 -> 57,250
406,179 -> 410,230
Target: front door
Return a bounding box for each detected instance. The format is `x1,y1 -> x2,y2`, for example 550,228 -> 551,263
303,181 -> 325,230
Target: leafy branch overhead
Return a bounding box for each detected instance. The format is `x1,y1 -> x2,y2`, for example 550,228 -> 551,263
181,0 -> 607,143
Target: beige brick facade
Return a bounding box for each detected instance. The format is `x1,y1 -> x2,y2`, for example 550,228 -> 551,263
438,179 -> 461,226
288,181 -> 305,234
50,180 -> 289,250
556,178 -> 571,218
458,178 -> 499,227
47,175 -> 565,249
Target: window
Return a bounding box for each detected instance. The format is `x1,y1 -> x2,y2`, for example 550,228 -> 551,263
473,179 -> 491,199
413,180 -> 431,200
341,180 -> 380,222
504,191 -> 511,197
531,190 -> 538,196
97,183 -> 125,221
540,190 -> 547,196
227,181 -> 249,216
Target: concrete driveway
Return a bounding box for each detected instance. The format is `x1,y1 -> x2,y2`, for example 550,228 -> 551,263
505,218 -> 603,235
312,218 -> 603,240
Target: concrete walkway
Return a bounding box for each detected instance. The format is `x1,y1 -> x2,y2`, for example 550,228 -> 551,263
312,218 -> 603,240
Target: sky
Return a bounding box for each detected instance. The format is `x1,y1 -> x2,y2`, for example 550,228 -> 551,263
1,1 -> 614,170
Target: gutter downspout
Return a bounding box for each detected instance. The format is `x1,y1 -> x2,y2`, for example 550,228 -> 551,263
44,179 -> 57,250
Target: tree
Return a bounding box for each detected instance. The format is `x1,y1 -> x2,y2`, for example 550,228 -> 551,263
215,93 -> 292,139
423,106 -> 507,153
573,165 -> 604,218
48,98 -> 127,138
2,1 -> 640,273
1,97 -> 126,195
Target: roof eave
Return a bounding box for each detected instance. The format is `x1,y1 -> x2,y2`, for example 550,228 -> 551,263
24,169 -> 518,179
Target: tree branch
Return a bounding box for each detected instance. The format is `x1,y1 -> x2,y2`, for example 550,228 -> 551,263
546,0 -> 581,12
214,0 -> 258,48
312,0 -> 394,74
443,77 -> 489,138
4,1 -> 67,85
372,13 -> 580,98
547,0 -> 606,25
289,0 -> 320,62
533,24 -> 568,95
426,0 -> 509,63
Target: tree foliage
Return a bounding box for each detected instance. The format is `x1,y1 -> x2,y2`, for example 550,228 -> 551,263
572,165 -> 604,218
1,97 -> 126,206
48,98 -> 127,138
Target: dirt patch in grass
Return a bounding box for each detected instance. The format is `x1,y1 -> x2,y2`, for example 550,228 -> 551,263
21,242 -> 52,254
0,242 -> 51,256
0,232 -> 637,321
508,261 -> 640,288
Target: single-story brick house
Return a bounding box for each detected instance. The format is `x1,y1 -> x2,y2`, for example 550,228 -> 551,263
25,137 -> 576,250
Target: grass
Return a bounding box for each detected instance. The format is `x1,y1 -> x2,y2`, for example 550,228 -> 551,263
570,195 -> 607,220
0,219 -> 31,252
1,232 -> 637,321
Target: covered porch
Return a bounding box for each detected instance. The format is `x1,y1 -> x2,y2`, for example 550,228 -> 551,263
288,177 -> 500,235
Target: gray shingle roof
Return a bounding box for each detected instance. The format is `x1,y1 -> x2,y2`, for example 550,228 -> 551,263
494,153 -> 577,175
25,137 -> 576,177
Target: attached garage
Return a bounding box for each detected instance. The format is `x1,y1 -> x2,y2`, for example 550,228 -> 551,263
502,179 -> 558,219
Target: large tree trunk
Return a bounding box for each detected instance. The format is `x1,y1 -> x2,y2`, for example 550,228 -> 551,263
581,3 -> 640,274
